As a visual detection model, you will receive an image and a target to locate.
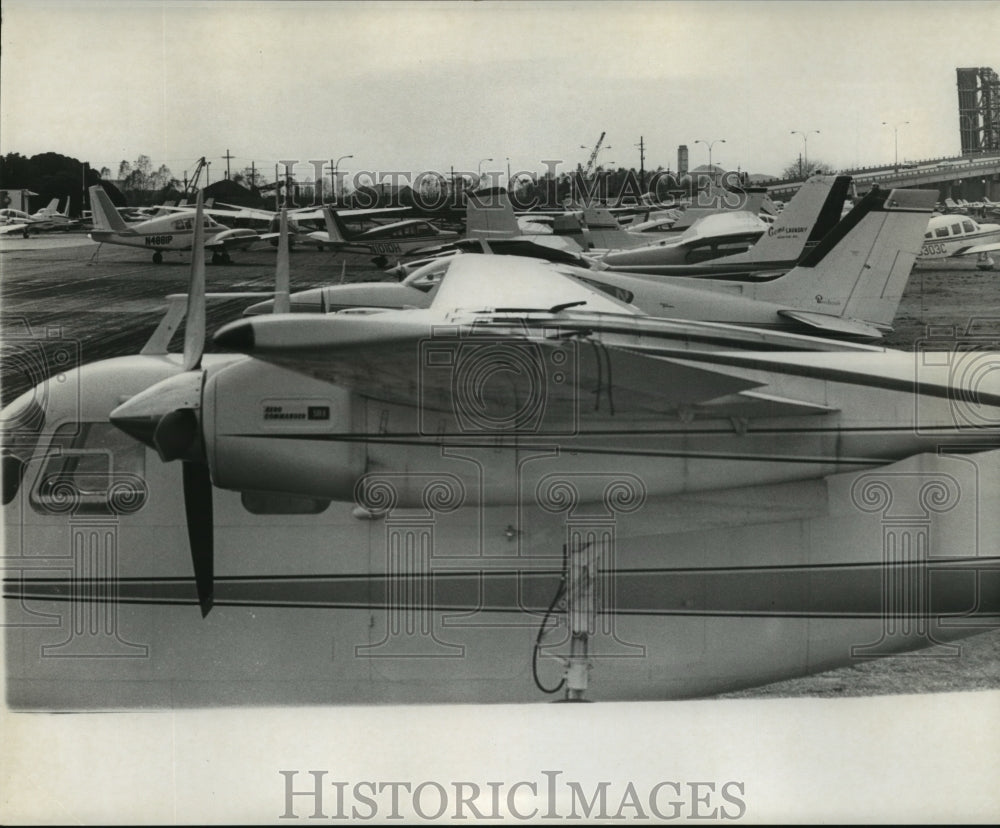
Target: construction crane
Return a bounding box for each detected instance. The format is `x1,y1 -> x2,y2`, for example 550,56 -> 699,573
184,157 -> 207,197
582,131 -> 606,179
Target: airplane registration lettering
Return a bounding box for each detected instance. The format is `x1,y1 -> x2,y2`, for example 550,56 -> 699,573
371,242 -> 403,254
921,242 -> 946,256
144,235 -> 173,247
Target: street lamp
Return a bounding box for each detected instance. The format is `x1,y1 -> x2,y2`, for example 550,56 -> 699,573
332,154 -> 353,204
790,130 -> 820,178
882,121 -> 909,173
478,157 -> 494,178
694,138 -> 726,177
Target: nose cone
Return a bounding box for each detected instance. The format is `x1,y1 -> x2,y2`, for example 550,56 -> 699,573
110,370 -> 205,460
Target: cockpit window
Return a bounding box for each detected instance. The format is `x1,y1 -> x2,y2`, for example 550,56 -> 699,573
31,422 -> 148,515
962,220 -> 976,233
934,225 -> 950,238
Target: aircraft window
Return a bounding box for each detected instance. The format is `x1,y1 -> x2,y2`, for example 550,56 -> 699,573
1,391 -> 46,505
240,491 -> 329,515
934,226 -> 950,238
962,221 -> 976,233
924,231 -> 933,239
31,422 -> 147,515
950,223 -> 963,235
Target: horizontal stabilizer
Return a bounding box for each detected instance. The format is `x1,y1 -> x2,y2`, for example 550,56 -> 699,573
777,309 -> 887,339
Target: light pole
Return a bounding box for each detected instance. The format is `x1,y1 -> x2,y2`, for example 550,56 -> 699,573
694,138 -> 726,179
790,130 -> 819,178
882,121 -> 909,173
506,157 -> 511,189
478,158 -> 493,181
332,154 -> 353,204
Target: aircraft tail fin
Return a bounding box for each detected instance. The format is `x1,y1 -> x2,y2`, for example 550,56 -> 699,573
578,207 -> 637,250
41,198 -> 58,214
465,188 -> 520,239
735,175 -> 851,264
322,206 -> 351,244
59,197 -> 71,217
753,187 -> 938,327
88,185 -> 130,233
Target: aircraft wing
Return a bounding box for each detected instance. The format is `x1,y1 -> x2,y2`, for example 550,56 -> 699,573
212,256 -> 854,423
289,206 -> 411,222
955,241 -> 1000,256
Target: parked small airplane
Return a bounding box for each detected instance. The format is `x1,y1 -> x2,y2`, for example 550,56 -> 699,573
596,174 -> 852,277
918,213 -> 1000,270
0,197 -> 77,235
87,185 -> 275,264
307,207 -> 461,265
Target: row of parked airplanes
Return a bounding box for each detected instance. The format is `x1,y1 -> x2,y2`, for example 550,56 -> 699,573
2,174 -> 999,706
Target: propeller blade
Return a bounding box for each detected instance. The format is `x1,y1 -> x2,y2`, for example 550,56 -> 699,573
182,461 -> 214,617
274,208 -> 291,313
182,190 -> 207,371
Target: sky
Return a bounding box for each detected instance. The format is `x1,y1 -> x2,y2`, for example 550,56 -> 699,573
1,0 -> 999,186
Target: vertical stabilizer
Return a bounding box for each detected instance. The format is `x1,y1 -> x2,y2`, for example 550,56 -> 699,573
322,206 -> 351,243
753,187 -> 938,326
465,188 -> 521,239
87,185 -> 130,233
736,175 -> 851,264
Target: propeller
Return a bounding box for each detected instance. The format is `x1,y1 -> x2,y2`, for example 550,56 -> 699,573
111,195 -> 297,617
110,191 -> 215,616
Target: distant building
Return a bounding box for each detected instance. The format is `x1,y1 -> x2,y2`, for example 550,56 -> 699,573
957,66 -> 1000,155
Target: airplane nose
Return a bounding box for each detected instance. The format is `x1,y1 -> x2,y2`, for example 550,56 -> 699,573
110,370 -> 206,462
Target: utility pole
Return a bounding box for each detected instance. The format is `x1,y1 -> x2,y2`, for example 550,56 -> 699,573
637,136 -> 646,191
222,149 -> 234,180
251,161 -> 256,191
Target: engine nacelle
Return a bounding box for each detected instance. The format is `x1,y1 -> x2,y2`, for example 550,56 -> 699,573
203,359 -> 366,500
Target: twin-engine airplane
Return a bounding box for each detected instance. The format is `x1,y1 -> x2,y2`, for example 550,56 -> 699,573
240,185 -> 937,342
3,194 -> 998,707
87,185 -> 276,264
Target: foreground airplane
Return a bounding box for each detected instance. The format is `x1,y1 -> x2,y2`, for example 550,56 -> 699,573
3,194 -> 997,707
87,185 -> 275,263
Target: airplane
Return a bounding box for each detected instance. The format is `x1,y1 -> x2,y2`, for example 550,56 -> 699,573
87,184 -> 276,264
0,197 -> 77,235
243,184 -> 934,341
0,209 -> 35,236
593,174 -> 851,274
917,213 -> 1000,270
3,197 -> 997,707
306,206 -> 462,265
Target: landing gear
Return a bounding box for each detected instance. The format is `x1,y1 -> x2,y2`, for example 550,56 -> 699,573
152,251 -> 163,264
976,253 -> 995,271
372,255 -> 389,269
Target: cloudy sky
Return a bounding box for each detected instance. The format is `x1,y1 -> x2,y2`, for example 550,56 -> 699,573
2,0 -> 999,185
